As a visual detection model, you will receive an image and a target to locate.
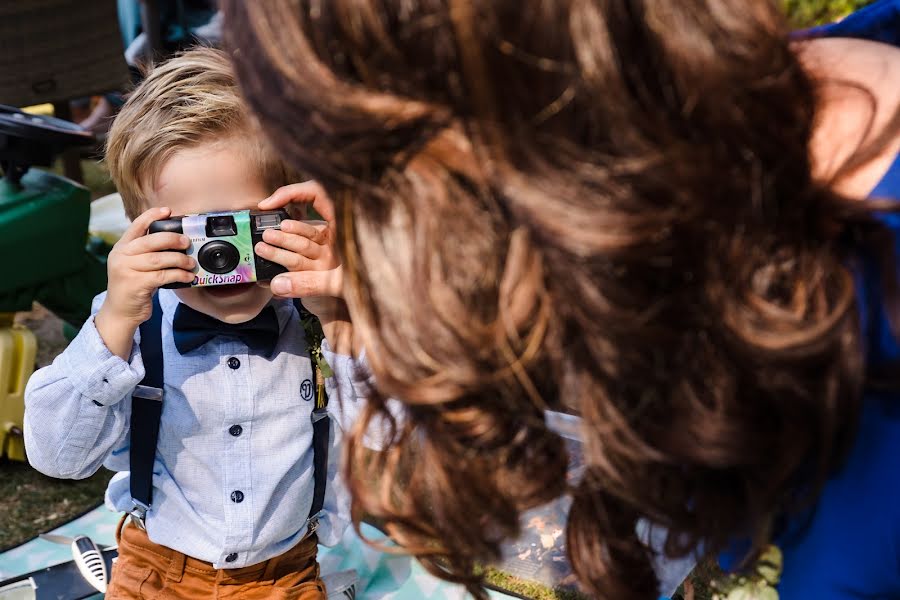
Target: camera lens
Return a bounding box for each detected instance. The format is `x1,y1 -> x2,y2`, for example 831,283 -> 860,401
197,240 -> 240,274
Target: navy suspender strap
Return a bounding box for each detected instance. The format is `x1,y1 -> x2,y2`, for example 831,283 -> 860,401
293,299 -> 331,528
129,293 -> 165,529
309,403 -> 330,524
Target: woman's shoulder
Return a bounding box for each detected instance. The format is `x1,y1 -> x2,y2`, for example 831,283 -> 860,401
799,37 -> 900,198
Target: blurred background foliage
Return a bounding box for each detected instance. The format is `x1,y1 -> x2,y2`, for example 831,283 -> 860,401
784,0 -> 874,25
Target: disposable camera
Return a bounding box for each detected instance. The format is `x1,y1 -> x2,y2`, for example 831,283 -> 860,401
148,209 -> 289,288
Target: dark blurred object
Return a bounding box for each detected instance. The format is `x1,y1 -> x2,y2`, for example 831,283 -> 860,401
131,0 -> 220,63
75,1 -> 221,141
0,0 -> 130,182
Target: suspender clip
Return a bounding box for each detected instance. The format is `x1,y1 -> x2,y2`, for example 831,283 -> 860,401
129,500 -> 150,531
304,510 -> 324,539
132,385 -> 163,402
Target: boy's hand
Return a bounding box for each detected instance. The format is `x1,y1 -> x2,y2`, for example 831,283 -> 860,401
95,207 -> 195,359
256,182 -> 355,355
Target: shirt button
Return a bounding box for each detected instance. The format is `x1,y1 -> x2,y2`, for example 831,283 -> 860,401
229,424 -> 243,437
225,553 -> 238,563
231,490 -> 244,503
227,357 -> 241,369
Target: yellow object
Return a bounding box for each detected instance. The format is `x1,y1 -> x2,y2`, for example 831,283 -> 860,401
0,318 -> 37,461
21,103 -> 54,116
712,544 -> 783,600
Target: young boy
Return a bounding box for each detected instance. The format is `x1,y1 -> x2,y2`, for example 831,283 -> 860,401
24,48 -> 363,599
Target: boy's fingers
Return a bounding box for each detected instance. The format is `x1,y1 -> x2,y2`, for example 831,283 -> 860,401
270,268 -> 342,298
260,229 -> 323,259
120,207 -> 171,244
125,232 -> 190,256
254,242 -> 318,271
130,251 -> 196,272
151,268 -> 196,288
259,181 -> 336,224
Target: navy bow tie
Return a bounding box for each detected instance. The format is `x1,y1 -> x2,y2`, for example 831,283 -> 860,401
172,303 -> 280,357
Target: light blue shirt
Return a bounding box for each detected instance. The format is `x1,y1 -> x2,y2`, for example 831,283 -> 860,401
24,289 -> 369,568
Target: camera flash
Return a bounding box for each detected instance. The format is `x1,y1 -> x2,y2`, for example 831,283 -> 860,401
256,214 -> 282,230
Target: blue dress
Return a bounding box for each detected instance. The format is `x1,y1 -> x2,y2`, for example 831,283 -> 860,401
772,171 -> 900,596
719,4 -> 900,596
806,0 -> 900,46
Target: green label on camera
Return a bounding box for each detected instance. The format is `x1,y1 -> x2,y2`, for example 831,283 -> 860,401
182,210 -> 257,286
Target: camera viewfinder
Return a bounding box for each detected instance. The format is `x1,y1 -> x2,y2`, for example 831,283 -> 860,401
206,215 -> 237,237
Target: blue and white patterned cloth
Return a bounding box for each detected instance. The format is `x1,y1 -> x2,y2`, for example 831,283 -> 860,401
0,506 -> 516,600
23,289 -> 369,569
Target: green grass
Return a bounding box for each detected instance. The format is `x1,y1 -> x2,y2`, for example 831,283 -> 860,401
483,567 -> 588,600
0,460 -> 112,551
0,300 -> 114,552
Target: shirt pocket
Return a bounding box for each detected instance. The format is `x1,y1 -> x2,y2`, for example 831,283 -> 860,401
255,363 -> 317,419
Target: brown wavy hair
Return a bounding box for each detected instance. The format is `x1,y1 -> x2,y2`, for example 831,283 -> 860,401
222,1 -> 898,597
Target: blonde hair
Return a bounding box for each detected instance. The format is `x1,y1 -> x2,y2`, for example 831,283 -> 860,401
106,47 -> 291,219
